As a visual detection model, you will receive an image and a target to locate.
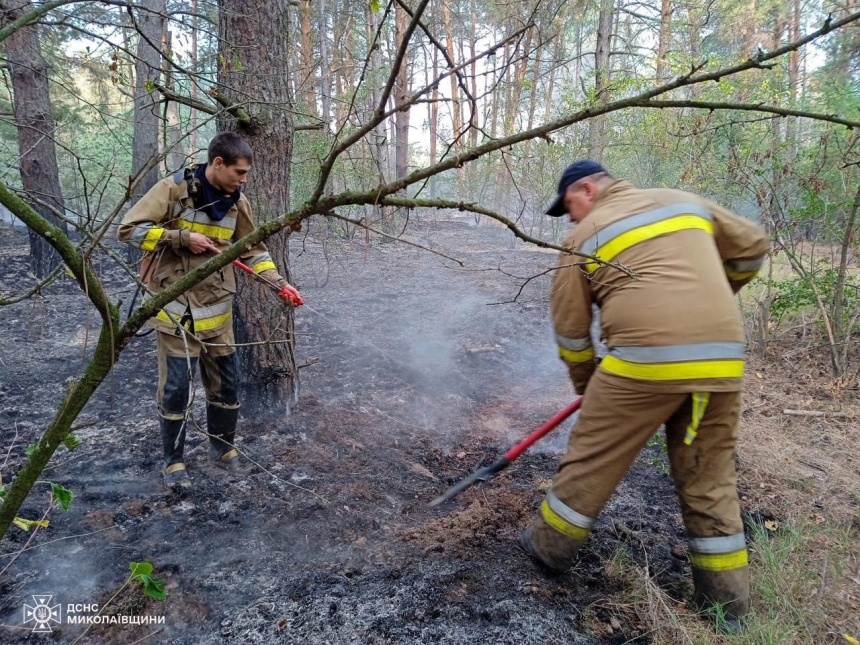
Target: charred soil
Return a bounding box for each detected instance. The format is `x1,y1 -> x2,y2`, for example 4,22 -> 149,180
2,216 -> 840,644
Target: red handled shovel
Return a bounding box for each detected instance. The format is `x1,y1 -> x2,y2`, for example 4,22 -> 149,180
429,397 -> 582,507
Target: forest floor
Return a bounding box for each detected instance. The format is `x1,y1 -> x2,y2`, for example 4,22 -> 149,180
0,215 -> 857,644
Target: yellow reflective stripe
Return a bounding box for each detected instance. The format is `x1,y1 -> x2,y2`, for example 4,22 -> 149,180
141,227 -> 165,252
156,309 -> 190,328
193,311 -> 232,332
725,267 -> 760,281
252,260 -> 277,274
155,310 -> 232,332
584,216 -> 714,272
540,500 -> 590,540
684,392 -> 711,445
689,549 -> 748,571
178,219 -> 234,240
559,346 -> 595,363
601,355 -> 744,381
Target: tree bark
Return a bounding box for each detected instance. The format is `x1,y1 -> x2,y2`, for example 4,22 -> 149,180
218,0 -> 298,417
587,0 -> 614,162
189,0 -> 199,162
1,0 -> 68,277
318,0 -> 331,129
128,0 -> 165,262
298,0 -> 316,117
656,0 -> 671,80
163,28 -> 185,172
394,2 -> 410,180
468,0 -> 478,149
442,0 -> 464,180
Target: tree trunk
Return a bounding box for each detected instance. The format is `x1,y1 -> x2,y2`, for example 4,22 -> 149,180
218,0 -> 298,417
656,0 -> 671,80
368,5 -> 388,184
468,0 -> 478,149
318,0 -> 331,130
1,0 -> 68,277
394,2 -> 410,180
298,0 -> 316,117
831,182 -> 860,377
163,28 -> 185,172
442,0 -> 464,180
429,36 -> 439,197
587,0 -> 614,162
786,0 -> 801,151
128,0 -> 165,262
189,0 -> 199,162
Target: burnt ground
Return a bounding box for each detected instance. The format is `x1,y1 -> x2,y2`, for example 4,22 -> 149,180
2,216 -> 704,644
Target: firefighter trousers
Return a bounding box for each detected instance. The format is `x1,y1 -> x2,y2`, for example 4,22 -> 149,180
528,368 -> 749,619
156,329 -> 240,419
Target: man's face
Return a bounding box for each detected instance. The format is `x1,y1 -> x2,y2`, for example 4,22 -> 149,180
210,157 -> 251,194
563,179 -> 599,223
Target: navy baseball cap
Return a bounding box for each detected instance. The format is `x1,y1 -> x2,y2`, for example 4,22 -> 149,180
545,160 -> 607,217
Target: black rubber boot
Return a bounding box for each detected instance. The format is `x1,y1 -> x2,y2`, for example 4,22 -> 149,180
207,404 -> 240,474
161,417 -> 191,491
692,566 -> 750,634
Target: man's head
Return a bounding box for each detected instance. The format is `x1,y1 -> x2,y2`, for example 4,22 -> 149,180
206,132 -> 254,194
546,160 -> 614,222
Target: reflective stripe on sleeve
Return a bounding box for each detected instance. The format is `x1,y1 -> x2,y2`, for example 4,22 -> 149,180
130,225 -> 166,251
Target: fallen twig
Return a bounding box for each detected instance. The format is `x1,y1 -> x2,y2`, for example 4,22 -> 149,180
783,409 -> 854,418
462,344 -> 499,355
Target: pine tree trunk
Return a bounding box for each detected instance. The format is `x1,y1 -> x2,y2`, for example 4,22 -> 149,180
128,0 -> 165,262
656,0 -> 671,80
163,28 -> 185,172
394,2 -> 411,180
587,0 -> 614,162
218,0 -> 298,418
1,0 -> 68,277
442,0 -> 464,180
298,0 -> 317,117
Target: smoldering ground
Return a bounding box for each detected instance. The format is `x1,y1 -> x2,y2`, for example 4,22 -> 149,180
1,216 -> 687,644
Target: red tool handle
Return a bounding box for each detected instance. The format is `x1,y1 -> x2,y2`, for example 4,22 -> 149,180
504,397 -> 582,461
232,259 -> 256,275
278,284 -> 304,306
232,259 -> 304,306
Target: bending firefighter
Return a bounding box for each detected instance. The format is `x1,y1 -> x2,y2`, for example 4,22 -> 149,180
521,160 -> 769,633
118,133 -> 302,491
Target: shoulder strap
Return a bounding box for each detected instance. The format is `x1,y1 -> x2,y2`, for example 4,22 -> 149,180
170,167 -> 198,218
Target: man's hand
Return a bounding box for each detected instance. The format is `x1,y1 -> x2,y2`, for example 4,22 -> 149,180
187,232 -> 221,254
278,284 -> 304,307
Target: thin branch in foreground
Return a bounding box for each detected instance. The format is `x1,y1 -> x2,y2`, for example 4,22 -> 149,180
324,210 -> 465,266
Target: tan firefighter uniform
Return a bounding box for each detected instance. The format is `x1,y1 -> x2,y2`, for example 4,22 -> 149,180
118,166 -> 291,483
524,179 -> 769,626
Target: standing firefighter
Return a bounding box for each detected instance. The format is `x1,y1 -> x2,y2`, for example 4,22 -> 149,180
520,160 -> 769,632
118,133 -> 302,491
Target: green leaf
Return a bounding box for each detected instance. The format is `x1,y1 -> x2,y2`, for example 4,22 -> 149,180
370,0 -> 380,12
64,434 -> 82,451
0,485 -> 5,499
50,483 -> 73,511
130,561 -> 153,577
25,444 -> 38,457
144,78 -> 156,93
139,574 -> 166,600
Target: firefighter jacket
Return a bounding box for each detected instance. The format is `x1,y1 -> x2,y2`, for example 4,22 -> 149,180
551,180 -> 770,395
118,167 -> 288,339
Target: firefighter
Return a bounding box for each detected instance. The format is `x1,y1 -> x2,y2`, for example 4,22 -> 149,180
520,160 -> 769,632
118,132 -> 302,492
